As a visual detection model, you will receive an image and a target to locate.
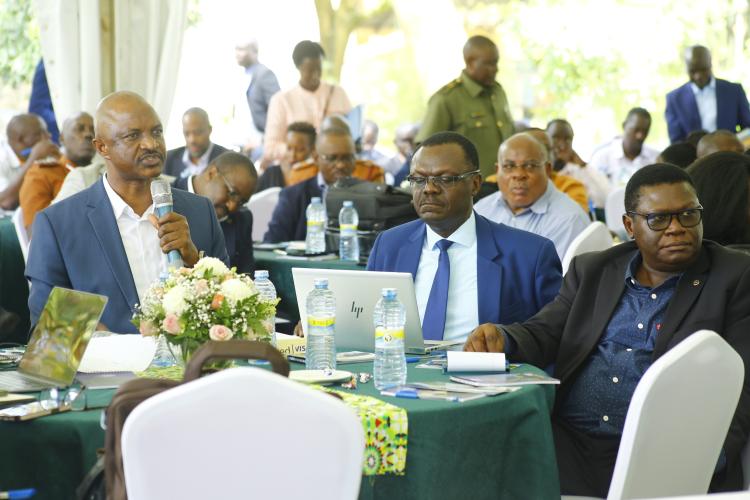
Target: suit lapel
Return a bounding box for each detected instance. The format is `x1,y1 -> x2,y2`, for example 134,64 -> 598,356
654,249 -> 709,356
680,85 -> 703,132
401,222 -> 425,278
87,179 -> 139,313
715,79 -> 728,130
475,215 -> 502,324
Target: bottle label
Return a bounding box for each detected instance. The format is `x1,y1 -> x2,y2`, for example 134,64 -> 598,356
340,223 -> 357,237
308,316 -> 335,327
375,326 -> 405,342
307,220 -> 324,228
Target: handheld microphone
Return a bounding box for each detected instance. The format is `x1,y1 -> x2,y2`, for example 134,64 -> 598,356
150,180 -> 184,279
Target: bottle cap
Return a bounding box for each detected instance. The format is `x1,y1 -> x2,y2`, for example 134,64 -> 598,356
254,270 -> 269,279
311,197 -> 322,203
381,287 -> 398,299
343,200 -> 353,207
313,278 -> 329,289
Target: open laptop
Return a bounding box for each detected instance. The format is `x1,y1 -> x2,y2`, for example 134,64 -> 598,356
291,268 -> 463,354
0,287 -> 108,392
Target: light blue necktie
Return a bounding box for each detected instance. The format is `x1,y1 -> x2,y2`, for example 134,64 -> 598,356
422,239 -> 453,340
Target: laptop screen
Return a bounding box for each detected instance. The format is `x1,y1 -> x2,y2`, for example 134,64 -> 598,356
19,287 -> 108,386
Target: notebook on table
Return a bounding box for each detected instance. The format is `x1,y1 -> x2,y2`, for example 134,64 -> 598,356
291,268 -> 463,354
0,287 -> 107,392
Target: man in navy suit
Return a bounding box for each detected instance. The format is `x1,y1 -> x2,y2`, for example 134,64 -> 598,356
263,128 -> 356,243
26,91 -> 229,334
367,131 -> 562,343
163,107 -> 229,179
665,45 -> 750,143
173,151 -> 256,274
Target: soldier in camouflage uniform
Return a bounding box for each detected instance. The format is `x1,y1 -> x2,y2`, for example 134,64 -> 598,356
416,35 -> 514,179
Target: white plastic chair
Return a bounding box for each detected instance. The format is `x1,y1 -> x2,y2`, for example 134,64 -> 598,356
564,330 -> 744,500
11,207 -> 29,263
122,367 -> 365,500
604,187 -> 627,241
247,187 -> 281,242
645,493 -> 750,499
561,221 -> 613,274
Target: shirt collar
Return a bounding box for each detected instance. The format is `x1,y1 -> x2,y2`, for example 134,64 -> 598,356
460,71 -> 487,98
187,175 -> 196,194
624,252 -> 681,290
102,173 -> 154,220
424,211 -> 477,250
496,179 -> 554,216
690,77 -> 716,95
316,171 -> 327,190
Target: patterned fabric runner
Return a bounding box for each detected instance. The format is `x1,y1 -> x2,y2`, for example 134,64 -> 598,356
135,367 -> 409,475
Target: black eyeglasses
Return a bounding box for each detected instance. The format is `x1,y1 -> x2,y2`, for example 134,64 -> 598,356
626,206 -> 703,231
406,170 -> 481,188
217,171 -> 248,205
319,153 -> 356,163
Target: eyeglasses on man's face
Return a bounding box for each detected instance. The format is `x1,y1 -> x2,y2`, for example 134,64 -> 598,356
406,169 -> 481,188
217,171 -> 248,209
626,206 -> 703,231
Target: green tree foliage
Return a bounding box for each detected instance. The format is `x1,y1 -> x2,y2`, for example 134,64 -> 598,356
0,0 -> 40,88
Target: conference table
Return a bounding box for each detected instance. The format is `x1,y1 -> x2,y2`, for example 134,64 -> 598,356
0,362 -> 560,500
254,249 -> 365,322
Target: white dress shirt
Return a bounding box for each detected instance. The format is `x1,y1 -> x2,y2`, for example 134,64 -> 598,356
102,174 -> 162,304
691,77 -> 718,133
414,211 -> 479,343
589,137 -> 659,188
0,140 -> 22,192
179,143 -> 215,179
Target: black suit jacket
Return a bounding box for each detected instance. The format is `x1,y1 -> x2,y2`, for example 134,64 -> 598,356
263,176 -> 322,243
221,208 -> 254,275
504,240 -> 750,491
163,143 -> 229,179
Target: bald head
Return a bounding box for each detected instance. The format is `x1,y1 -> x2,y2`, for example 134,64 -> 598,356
499,133 -> 548,163
685,45 -> 713,89
497,133 -> 552,213
93,91 -> 165,181
696,130 -> 743,158
60,112 -> 95,166
6,113 -> 48,158
463,35 -> 499,87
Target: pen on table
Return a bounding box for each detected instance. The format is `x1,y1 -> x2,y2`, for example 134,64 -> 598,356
0,488 -> 37,499
405,356 -> 421,363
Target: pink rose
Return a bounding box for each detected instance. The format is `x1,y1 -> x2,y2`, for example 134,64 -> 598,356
209,324 -> 234,341
139,320 -> 158,337
162,313 -> 181,335
194,279 -> 209,295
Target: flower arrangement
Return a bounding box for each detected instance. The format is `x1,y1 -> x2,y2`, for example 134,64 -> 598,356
132,257 -> 278,362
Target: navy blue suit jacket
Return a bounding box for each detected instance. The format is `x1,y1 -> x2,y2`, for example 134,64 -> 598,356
366,213 -> 562,327
221,208 -> 254,275
25,178 -> 229,334
263,176 -> 322,243
665,79 -> 750,143
163,143 -> 229,179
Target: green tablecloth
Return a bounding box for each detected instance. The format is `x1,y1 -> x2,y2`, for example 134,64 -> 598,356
0,363 -> 559,500
0,216 -> 30,344
254,249 -> 364,322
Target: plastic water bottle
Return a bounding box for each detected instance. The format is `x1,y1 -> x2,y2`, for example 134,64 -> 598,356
305,197 -> 326,254
253,270 -> 277,342
306,278 -> 336,371
338,200 -> 360,262
373,288 -> 407,390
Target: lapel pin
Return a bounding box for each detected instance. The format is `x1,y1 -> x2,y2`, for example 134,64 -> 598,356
692,279 -> 700,286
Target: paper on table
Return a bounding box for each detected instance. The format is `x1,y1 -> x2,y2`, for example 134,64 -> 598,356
78,335 -> 157,373
445,351 -> 506,372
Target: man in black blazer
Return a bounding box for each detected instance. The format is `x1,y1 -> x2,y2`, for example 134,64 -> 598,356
164,107 -> 229,179
263,128 -> 355,243
173,152 -> 256,274
466,164 -> 750,495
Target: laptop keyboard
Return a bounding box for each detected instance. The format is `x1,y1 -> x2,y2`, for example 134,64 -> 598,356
0,371 -> 50,392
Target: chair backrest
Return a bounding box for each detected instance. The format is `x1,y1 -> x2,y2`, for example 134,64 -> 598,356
561,221 -> 613,274
742,438 -> 750,489
247,187 -> 281,242
607,330 -> 744,500
604,187 -> 627,241
121,367 -> 365,500
11,208 -> 29,263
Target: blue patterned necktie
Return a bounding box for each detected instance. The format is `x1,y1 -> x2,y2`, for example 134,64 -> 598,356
422,239 -> 453,340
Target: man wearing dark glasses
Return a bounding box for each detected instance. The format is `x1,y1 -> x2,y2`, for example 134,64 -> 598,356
367,131 -> 562,344
466,163 -> 750,495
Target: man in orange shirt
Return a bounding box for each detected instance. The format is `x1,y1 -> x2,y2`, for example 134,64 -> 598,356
19,112 -> 96,232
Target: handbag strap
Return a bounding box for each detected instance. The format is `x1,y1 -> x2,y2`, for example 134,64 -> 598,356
183,340 -> 290,381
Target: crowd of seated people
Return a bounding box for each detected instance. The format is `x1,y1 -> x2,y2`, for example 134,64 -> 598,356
3,34 -> 750,499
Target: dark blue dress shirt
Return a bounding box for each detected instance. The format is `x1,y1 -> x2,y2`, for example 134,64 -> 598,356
557,253 -> 679,437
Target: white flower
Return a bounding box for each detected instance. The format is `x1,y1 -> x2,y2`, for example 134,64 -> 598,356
220,278 -> 256,304
193,257 -> 229,277
162,285 -> 188,315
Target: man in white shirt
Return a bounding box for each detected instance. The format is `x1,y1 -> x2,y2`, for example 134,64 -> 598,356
589,108 -> 659,189
475,133 -> 591,260
26,91 -> 228,333
367,131 -> 562,343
